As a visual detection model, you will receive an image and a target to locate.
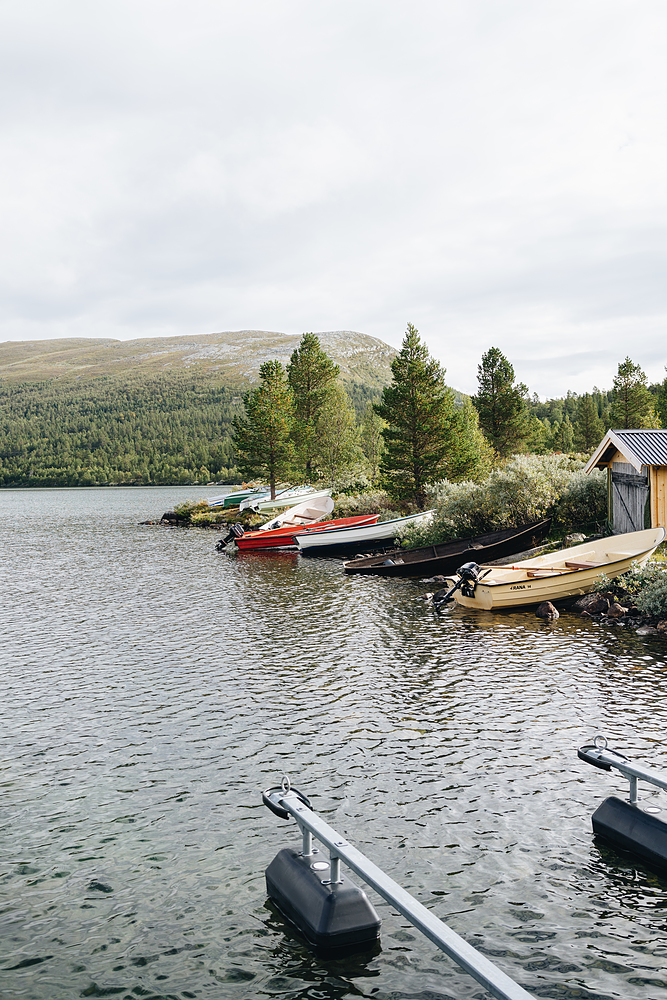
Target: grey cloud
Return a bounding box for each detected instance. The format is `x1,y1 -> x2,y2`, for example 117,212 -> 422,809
1,0 -> 667,398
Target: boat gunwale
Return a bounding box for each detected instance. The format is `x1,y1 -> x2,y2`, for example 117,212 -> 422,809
295,508 -> 436,546
475,547 -> 657,588
474,528 -> 665,589
342,519 -> 551,572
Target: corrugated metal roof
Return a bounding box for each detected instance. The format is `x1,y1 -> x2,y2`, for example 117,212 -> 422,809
585,429 -> 667,473
613,429 -> 667,467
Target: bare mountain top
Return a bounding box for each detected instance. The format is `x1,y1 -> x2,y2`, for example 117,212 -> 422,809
0,330 -> 397,387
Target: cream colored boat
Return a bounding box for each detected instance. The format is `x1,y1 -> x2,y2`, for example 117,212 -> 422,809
452,527 -> 666,611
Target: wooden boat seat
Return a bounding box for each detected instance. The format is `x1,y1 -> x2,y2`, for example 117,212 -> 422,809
526,568 -> 567,577
281,510 -> 323,526
564,559 -> 605,570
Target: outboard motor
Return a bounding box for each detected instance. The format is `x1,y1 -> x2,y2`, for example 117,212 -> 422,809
456,561 -> 483,597
433,561 -> 486,607
216,523 -> 245,551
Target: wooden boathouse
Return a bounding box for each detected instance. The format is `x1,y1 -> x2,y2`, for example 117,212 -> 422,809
585,429 -> 667,533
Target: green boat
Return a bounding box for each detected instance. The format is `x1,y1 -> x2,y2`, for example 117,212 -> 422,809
208,484 -> 288,509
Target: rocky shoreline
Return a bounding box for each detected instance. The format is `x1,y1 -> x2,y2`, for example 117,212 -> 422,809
571,589 -> 667,637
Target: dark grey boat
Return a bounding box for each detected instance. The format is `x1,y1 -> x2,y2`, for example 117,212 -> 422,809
342,519 -> 551,577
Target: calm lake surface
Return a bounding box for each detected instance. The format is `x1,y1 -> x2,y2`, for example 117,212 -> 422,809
2,487 -> 667,1000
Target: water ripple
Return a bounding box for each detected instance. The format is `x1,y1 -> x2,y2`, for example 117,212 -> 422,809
1,488 -> 667,999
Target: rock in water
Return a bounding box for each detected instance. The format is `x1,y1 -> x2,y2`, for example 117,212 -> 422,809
536,601 -> 559,621
573,593 -> 610,615
606,603 -> 627,620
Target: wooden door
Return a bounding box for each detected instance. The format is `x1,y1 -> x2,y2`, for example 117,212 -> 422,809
611,462 -> 649,533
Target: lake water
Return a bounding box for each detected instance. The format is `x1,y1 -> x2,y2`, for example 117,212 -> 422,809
2,487 -> 667,1000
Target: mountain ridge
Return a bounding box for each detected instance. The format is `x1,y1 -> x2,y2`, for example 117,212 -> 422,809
0,329 -> 397,388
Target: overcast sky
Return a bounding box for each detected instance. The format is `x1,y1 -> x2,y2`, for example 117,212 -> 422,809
1,1 -> 666,397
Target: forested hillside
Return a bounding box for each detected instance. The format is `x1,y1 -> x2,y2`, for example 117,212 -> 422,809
0,373 -> 240,486
1,329 -> 663,488
0,329 -> 395,487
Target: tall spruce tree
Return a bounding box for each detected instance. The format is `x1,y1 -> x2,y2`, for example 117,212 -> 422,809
313,384 -> 360,489
471,347 -> 529,457
574,393 -> 604,450
287,334 -> 339,478
360,401 -> 385,482
552,414 -> 575,453
374,324 -> 455,509
611,357 -> 657,429
446,397 -> 494,481
657,368 -> 667,429
232,361 -> 294,498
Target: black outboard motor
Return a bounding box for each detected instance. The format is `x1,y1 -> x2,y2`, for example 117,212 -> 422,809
457,561 -> 484,597
216,523 -> 245,551
433,561 -> 486,607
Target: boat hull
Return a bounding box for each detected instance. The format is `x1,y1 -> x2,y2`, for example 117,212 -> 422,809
343,520 -> 551,577
453,527 -> 666,610
236,514 -> 379,551
296,510 -> 435,556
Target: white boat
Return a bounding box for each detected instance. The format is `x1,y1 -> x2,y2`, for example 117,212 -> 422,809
295,510 -> 435,555
450,527 -> 666,610
239,486 -> 332,513
257,496 -> 334,531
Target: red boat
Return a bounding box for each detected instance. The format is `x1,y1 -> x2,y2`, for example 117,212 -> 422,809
234,514 -> 380,551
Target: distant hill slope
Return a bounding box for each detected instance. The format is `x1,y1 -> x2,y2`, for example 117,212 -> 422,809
0,329 -> 397,388
0,330 -> 398,487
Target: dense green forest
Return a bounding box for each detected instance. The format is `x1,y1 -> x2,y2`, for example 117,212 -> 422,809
0,341 -> 664,487
0,373 -> 242,486
0,371 -> 388,487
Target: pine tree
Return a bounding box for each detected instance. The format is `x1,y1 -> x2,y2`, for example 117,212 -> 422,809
232,361 -> 295,498
374,324 -> 456,509
611,357 -> 657,429
287,334 -> 339,478
471,347 -> 529,457
574,393 -> 604,450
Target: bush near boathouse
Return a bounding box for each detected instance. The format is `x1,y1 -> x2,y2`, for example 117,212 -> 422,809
398,454 -> 607,547
590,560 -> 667,621
592,562 -> 667,600
636,576 -> 667,618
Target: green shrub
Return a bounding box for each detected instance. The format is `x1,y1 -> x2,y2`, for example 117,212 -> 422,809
551,469 -> 607,532
328,464 -> 375,495
400,454 -> 605,547
594,560 -> 667,602
173,499 -> 211,522
172,499 -> 228,527
190,510 -> 227,527
636,577 -> 667,618
331,489 -> 392,518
